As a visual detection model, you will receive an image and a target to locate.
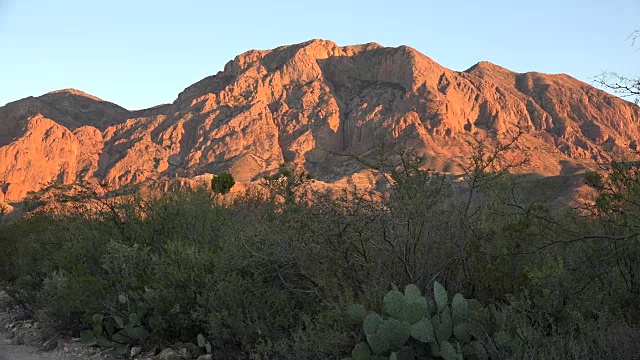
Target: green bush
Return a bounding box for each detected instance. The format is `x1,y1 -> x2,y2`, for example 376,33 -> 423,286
211,172 -> 235,195
2,147 -> 640,358
345,283 -> 525,360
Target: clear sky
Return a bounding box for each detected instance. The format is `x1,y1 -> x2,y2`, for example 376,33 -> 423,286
0,0 -> 638,110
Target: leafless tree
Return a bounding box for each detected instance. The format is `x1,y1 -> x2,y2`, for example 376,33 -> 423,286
594,30 -> 640,104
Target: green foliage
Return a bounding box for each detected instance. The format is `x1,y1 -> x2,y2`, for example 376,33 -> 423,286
364,313 -> 384,336
410,317 -> 434,343
210,172 -> 235,195
79,293 -> 152,358
434,282 -> 448,314
349,304 -> 367,323
346,283 -> 505,359
352,342 -> 371,360
383,289 -> 406,317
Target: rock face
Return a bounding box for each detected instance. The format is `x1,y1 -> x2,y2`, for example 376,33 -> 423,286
1,39 -> 639,202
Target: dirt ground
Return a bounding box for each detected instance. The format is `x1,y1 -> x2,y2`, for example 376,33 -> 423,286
0,332 -> 84,360
0,291 -> 110,360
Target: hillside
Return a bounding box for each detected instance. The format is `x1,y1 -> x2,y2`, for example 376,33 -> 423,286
1,39 -> 639,202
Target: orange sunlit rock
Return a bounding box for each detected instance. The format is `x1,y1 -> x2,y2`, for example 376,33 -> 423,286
1,40 -> 639,202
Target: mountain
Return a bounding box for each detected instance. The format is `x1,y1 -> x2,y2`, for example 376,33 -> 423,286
1,39 -> 639,203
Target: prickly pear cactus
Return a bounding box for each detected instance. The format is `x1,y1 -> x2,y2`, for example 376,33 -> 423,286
364,313 -> 384,335
349,304 -> 367,323
434,282 -> 448,313
410,317 -> 434,343
345,282 -> 509,360
384,289 -> 406,317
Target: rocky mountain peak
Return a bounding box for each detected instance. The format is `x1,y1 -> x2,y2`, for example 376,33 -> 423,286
1,39 -> 639,204
45,88 -> 105,102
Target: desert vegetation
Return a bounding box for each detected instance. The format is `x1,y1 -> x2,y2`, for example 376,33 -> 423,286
1,138 -> 640,360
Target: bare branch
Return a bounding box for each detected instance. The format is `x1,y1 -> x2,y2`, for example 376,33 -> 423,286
593,29 -> 640,104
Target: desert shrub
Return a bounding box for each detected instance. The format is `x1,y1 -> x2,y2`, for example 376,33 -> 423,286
0,220 -> 18,288
3,145 -> 640,358
101,241 -> 155,292
194,192 -> 363,358
37,269 -> 110,334
0,214 -> 70,314
523,324 -> 640,360
144,240 -> 218,340
211,172 -> 236,195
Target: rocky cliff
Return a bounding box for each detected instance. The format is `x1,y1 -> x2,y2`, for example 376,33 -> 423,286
1,39 -> 639,202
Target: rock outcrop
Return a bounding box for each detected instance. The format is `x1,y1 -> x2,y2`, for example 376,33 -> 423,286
1,39 -> 639,202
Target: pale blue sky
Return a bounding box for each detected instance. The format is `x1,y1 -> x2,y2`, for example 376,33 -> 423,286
0,0 -> 638,110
